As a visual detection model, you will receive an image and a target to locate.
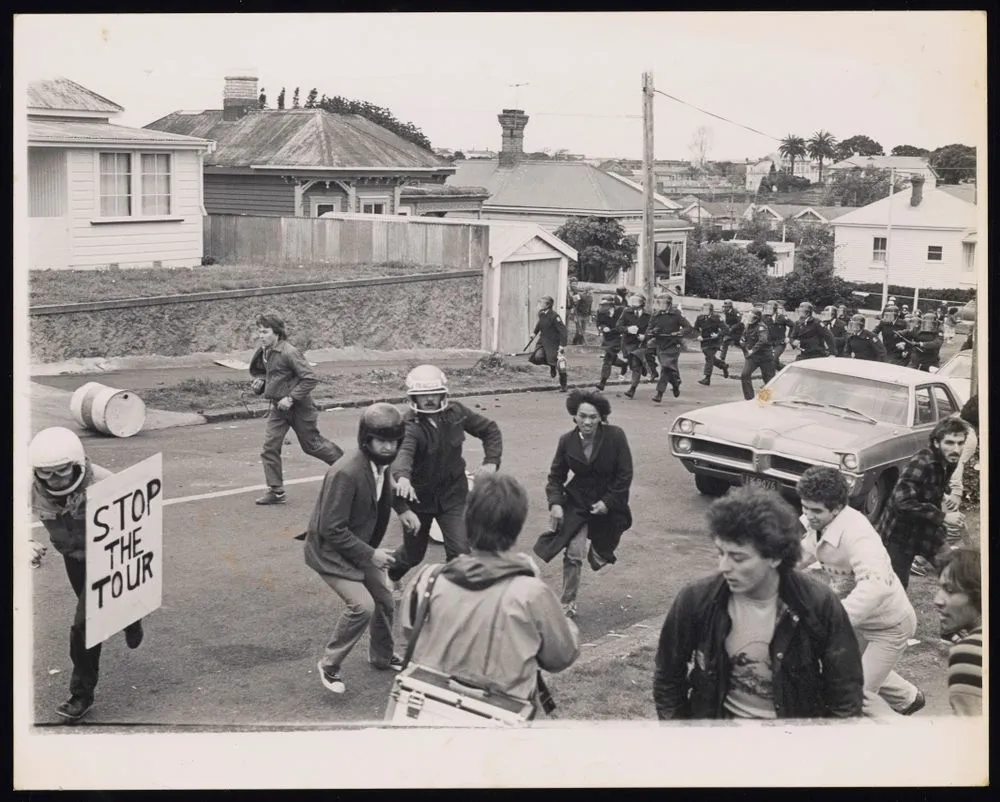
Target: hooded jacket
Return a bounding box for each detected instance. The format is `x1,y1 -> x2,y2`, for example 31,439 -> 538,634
399,551 -> 580,701
32,460 -> 114,561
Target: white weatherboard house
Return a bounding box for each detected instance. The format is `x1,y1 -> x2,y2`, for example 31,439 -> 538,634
26,78 -> 213,270
832,179 -> 977,290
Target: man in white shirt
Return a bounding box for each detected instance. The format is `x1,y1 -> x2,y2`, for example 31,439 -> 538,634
797,467 -> 925,716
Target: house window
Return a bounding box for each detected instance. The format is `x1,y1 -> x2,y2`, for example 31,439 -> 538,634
100,153 -> 132,216
360,197 -> 389,215
872,236 -> 887,264
927,245 -> 943,261
140,154 -> 171,215
962,242 -> 976,272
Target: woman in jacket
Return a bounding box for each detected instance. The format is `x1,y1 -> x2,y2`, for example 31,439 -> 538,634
796,467 -> 924,716
533,388 -> 634,620
399,473 -> 580,710
654,485 -> 863,720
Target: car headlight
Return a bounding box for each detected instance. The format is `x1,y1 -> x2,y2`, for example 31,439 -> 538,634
676,418 -> 695,434
676,437 -> 693,453
841,453 -> 859,470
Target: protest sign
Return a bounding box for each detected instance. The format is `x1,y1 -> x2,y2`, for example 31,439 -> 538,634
85,453 -> 163,648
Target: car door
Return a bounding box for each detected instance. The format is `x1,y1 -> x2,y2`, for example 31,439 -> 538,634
900,384 -> 940,458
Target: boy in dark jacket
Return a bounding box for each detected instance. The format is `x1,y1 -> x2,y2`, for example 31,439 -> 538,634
654,486 -> 864,720
249,313 -> 344,505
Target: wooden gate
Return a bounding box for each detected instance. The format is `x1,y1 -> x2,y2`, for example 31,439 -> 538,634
497,257 -> 563,354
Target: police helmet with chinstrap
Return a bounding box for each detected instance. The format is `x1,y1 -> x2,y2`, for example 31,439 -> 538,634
405,364 -> 449,413
848,313 -> 866,333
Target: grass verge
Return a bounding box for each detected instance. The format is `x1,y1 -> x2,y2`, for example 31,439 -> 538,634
139,356 -> 551,413
29,261 -> 448,306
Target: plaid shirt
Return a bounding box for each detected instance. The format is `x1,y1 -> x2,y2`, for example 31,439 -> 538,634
877,447 -> 955,559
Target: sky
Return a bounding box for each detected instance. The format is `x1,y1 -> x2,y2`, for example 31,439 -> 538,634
16,12 -> 986,162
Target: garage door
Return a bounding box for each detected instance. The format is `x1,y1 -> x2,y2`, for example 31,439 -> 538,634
497,258 -> 562,354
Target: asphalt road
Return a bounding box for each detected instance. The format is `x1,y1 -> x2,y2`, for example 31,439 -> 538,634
29,376 -> 742,727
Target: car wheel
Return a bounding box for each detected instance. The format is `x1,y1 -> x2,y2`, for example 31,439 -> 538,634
695,474 -> 730,497
861,473 -> 891,523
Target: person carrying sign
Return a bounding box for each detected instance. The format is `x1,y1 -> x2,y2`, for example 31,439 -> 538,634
29,427 -> 145,723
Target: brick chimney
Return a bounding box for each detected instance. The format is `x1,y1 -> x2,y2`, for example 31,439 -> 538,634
223,70 -> 259,122
909,174 -> 925,207
497,108 -> 529,167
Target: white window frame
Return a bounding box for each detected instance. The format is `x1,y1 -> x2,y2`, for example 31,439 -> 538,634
962,242 -> 975,272
310,195 -> 343,217
140,153 -> 172,216
926,245 -> 943,262
359,195 -> 390,215
872,236 -> 887,265
95,150 -> 177,222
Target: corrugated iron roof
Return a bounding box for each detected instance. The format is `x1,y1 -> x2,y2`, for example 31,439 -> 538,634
447,159 -> 680,214
832,187 -> 976,230
145,108 -> 451,171
28,118 -> 214,147
399,184 -> 489,198
27,78 -> 124,114
798,205 -> 860,220
486,221 -> 578,263
938,184 -> 976,205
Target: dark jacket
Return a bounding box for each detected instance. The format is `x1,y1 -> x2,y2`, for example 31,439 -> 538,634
908,332 -> 943,369
595,307 -> 623,347
653,571 -> 864,720
532,309 -> 568,364
567,287 -> 592,316
722,309 -> 741,332
767,313 -> 792,345
877,446 -> 955,560
391,401 -> 502,511
303,449 -> 408,582
647,309 -> 694,355
873,319 -> 907,352
534,423 -> 633,565
791,317 -> 835,358
694,313 -> 728,348
249,339 -> 319,403
826,319 -> 848,356
616,308 -> 652,355
741,320 -> 772,357
845,330 -> 887,361
32,461 -> 113,561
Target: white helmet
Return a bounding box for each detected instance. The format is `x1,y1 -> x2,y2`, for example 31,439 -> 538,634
29,426 -> 87,496
405,364 -> 449,414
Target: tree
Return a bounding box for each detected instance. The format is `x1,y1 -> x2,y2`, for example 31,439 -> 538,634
292,87 -> 301,109
304,88 -> 319,109
316,94 -> 433,151
745,240 -> 777,268
685,243 -> 769,302
258,88 -> 267,109
834,134 -> 884,162
736,211 -> 782,244
452,150 -> 466,161
553,217 -> 638,284
807,130 -> 838,183
891,144 -> 930,157
276,87 -> 286,110
778,134 -> 808,175
929,144 -> 976,185
689,126 -> 713,168
824,167 -> 906,207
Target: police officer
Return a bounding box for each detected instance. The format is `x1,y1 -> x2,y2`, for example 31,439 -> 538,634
843,314 -> 887,361
693,301 -> 729,385
820,305 -> 848,356
739,307 -> 775,401
595,294 -> 628,391
892,313 -> 921,365
908,312 -> 944,372
763,300 -> 793,370
873,304 -> 908,366
718,299 -> 742,364
528,295 -> 569,392
617,293 -> 652,400
791,301 -> 835,359
645,293 -> 695,401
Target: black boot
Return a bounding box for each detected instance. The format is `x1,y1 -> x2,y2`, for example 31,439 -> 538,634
550,365 -> 557,379
698,377 -> 710,386
624,384 -> 637,399
558,371 -> 568,392
652,392 -> 663,403
672,383 -> 681,398
722,363 -> 729,379
596,380 -> 606,391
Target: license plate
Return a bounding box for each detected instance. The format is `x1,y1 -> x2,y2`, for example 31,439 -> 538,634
743,475 -> 779,492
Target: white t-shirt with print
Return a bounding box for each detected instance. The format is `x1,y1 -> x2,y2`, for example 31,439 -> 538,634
724,592 -> 779,719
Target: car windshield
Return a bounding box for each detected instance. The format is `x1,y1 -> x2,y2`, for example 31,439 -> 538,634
938,355 -> 971,380
766,367 -> 910,425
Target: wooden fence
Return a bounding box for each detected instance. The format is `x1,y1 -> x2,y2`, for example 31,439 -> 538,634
204,213 -> 490,271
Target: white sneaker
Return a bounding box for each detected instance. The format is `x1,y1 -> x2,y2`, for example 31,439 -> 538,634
562,602 -> 577,620
318,661 -> 345,694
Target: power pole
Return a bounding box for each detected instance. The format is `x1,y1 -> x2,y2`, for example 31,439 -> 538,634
881,167 -> 895,309
642,71 -> 656,301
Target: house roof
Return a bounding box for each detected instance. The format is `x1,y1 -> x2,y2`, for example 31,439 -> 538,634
794,205 -> 859,221
831,187 -> 976,230
938,184 -> 977,205
145,108 -> 452,172
28,118 -> 213,149
828,155 -> 935,173
399,184 -> 489,199
27,77 -> 123,114
447,159 -> 681,215
486,221 -> 578,264
700,201 -> 748,217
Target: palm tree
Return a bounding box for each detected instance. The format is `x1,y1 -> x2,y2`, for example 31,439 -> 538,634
807,130 -> 838,183
778,134 -> 808,176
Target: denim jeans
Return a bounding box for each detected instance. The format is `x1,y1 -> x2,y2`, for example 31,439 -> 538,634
260,401 -> 343,488
65,556 -> 101,701
319,563 -> 395,671
561,525 -> 590,605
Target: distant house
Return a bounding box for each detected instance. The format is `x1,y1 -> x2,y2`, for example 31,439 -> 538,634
741,203 -> 859,232
728,239 -> 796,278
25,77 -> 213,270
746,152 -> 823,191
678,200 -> 750,231
832,177 -> 976,289
446,109 -> 693,289
827,155 -> 938,190
145,72 -> 487,219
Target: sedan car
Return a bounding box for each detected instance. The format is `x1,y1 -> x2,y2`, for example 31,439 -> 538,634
669,358 -> 964,521
931,350 -> 972,405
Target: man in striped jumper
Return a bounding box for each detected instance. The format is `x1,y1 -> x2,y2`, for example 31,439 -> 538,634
933,549 -> 982,716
